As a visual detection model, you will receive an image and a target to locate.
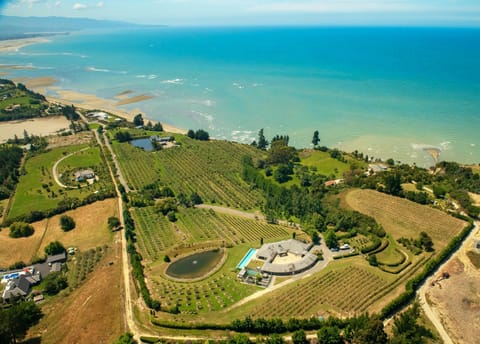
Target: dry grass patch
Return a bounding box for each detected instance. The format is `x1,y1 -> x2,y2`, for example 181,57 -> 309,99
0,199 -> 117,268
28,236 -> 125,344
343,189 -> 467,250
0,220 -> 47,267
37,198 -> 118,255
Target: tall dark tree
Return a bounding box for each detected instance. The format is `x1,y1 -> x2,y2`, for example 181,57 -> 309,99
44,240 -> 66,256
133,113 -> 144,127
187,129 -> 195,139
384,173 -> 403,196
257,128 -> 268,150
391,302 -> 433,344
292,329 -> 308,344
60,215 -> 76,231
312,130 -> 320,147
317,325 -> 344,344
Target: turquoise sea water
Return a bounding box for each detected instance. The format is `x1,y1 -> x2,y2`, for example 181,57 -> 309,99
1,27 -> 479,166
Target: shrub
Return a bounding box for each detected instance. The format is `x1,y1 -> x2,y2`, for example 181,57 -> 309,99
60,215 -> 75,231
9,222 -> 34,238
43,272 -> 68,295
44,241 -> 66,256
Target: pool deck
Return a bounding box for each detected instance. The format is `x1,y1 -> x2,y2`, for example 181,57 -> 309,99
237,248 -> 257,269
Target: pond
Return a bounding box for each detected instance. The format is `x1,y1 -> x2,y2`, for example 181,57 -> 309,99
130,138 -> 154,151
165,249 -> 224,279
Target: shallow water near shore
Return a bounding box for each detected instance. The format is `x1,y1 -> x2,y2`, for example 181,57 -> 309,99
1,27 -> 479,166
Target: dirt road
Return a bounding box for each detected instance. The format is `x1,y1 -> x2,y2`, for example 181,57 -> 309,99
52,147 -> 89,188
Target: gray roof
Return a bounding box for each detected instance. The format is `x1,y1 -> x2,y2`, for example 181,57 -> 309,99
256,239 -> 312,262
260,253 -> 318,275
50,263 -> 62,273
46,252 -> 67,264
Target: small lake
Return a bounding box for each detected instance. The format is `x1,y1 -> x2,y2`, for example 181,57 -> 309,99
165,250 -> 223,279
130,138 -> 154,151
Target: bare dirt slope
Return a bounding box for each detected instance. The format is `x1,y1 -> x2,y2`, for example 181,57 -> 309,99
425,225 -> 480,344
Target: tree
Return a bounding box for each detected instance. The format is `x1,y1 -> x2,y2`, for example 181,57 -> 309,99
108,216 -> 121,230
266,333 -> 285,344
44,241 -> 66,256
0,301 -> 43,344
60,215 -> 75,231
351,316 -> 387,344
274,165 -> 293,183
163,255 -> 171,263
384,173 -> 402,196
133,113 -> 144,127
43,272 -> 68,295
386,158 -> 395,166
113,332 -> 137,344
190,192 -> 203,205
167,210 -> 177,222
229,334 -> 251,344
368,254 -> 378,266
292,329 -> 308,344
312,130 -> 320,147
324,229 -> 338,249
391,302 -> 433,344
195,129 -> 210,141
152,122 -> 163,131
419,232 -> 434,252
9,222 -> 34,238
257,128 -> 268,150
187,129 -> 195,139
115,130 -> 132,142
317,326 -> 344,344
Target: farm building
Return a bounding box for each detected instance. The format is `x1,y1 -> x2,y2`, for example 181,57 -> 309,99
255,239 -> 317,276
151,135 -> 174,143
368,163 -> 388,174
74,169 -> 95,182
46,252 -> 67,265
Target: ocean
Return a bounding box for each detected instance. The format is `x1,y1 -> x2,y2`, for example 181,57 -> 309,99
1,27 -> 479,166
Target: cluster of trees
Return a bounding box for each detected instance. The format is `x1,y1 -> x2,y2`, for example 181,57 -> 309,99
115,130 -> 132,142
133,114 -> 144,127
0,145 -> 22,200
124,208 -> 161,311
0,300 -> 43,344
9,222 -> 34,238
145,121 -> 163,132
187,129 -> 210,141
43,271 -> 68,296
61,104 -> 79,121
398,232 -> 433,254
44,240 -> 65,255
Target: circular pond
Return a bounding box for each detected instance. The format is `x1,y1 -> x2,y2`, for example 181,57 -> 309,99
165,249 -> 224,279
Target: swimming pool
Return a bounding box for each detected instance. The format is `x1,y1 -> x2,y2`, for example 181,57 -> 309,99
237,248 -> 256,269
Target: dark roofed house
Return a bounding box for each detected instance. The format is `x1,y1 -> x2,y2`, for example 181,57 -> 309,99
2,275 -> 32,301
46,252 -> 67,265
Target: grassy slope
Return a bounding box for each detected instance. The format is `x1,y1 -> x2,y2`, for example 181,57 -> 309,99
8,143 -> 113,219
343,189 -> 467,251
299,149 -> 352,178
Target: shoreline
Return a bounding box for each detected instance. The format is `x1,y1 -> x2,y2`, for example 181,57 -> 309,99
9,76 -> 186,135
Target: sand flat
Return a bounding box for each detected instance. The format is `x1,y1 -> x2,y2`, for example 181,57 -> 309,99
13,76 -> 57,89
0,116 -> 70,143
0,37 -> 50,52
115,94 -> 154,106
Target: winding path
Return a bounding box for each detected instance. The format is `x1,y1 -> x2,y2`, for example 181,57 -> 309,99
52,147 -> 89,188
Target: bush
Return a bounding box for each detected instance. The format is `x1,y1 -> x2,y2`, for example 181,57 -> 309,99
44,241 -> 66,256
9,222 -> 34,238
108,216 -> 121,230
60,215 -> 75,231
43,272 -> 68,295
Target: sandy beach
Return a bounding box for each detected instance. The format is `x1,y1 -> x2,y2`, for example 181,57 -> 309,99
0,116 -> 71,143
0,37 -> 50,52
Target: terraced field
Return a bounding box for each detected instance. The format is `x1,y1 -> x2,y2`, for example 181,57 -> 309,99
251,265 -> 387,318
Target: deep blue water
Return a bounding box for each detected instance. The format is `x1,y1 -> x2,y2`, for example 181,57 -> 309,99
1,27 -> 479,165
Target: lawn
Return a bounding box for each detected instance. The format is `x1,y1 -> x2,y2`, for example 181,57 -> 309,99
299,149 -> 351,178
7,143 -> 114,220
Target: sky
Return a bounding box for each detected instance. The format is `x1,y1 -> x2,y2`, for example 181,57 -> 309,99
1,0 -> 480,26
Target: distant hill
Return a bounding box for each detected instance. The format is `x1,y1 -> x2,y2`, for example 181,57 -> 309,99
0,15 -> 159,40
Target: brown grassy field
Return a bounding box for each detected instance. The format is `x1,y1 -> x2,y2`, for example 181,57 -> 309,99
0,199 -> 117,268
28,234 -> 125,344
343,189 -> 467,250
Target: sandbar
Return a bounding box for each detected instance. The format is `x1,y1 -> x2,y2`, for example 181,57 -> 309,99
0,37 -> 50,52
0,116 -> 71,143
115,94 -> 154,106
13,76 -> 57,89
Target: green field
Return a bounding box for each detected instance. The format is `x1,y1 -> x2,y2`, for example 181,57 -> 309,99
8,143 -> 114,220
299,150 -> 352,178
113,137 -> 265,210
0,81 -> 48,121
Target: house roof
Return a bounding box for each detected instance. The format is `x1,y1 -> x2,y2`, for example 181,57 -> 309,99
46,252 -> 67,264
50,263 -> 62,273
